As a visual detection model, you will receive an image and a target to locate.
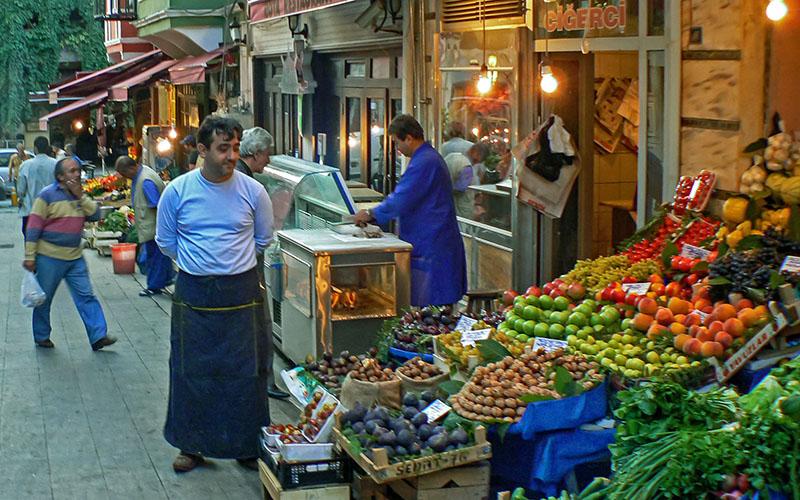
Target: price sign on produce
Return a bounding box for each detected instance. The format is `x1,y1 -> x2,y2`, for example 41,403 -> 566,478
780,256 -> 800,274
681,244 -> 711,261
454,316 -> 478,333
532,337 -> 569,353
461,328 -> 491,347
694,310 -> 710,323
622,282 -> 651,295
421,400 -> 450,422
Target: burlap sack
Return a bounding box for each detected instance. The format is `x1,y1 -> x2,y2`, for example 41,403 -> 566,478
396,371 -> 450,395
340,373 -> 402,410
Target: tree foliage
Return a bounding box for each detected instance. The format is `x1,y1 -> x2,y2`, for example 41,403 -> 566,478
0,0 -> 107,133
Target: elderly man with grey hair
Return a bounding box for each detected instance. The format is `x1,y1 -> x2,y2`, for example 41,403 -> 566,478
236,127 -> 273,177
234,127 -> 288,400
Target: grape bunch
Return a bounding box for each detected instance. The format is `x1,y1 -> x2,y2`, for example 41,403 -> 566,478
563,255 -> 660,293
709,229 -> 800,299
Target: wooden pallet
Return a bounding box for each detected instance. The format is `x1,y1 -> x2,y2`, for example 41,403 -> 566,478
258,459 -> 349,500
333,424 -> 491,484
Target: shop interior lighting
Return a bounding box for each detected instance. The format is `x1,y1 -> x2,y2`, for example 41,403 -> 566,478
767,0 -> 788,21
168,128 -> 178,140
156,138 -> 172,154
347,134 -> 360,148
476,0 -> 493,95
471,127 -> 480,138
73,120 -> 84,131
371,124 -> 382,135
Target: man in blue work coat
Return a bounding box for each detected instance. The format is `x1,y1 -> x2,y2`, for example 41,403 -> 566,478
354,114 -> 468,307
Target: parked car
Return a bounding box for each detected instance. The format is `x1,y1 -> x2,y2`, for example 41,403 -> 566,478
0,148 -> 35,199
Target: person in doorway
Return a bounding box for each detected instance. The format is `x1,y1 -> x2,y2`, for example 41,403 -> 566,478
467,142 -> 491,185
353,115 -> 467,307
439,121 -> 474,159
75,128 -> 99,167
17,136 -> 56,237
238,127 -> 290,400
22,157 -> 116,351
114,156 -> 174,297
156,116 -> 274,473
180,135 -> 199,172
445,152 -> 476,219
9,142 -> 30,184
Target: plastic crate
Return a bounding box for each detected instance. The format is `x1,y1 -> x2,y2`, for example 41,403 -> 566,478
265,450 -> 351,490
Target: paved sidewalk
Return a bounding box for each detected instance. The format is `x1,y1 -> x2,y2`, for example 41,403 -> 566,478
0,203 -> 298,499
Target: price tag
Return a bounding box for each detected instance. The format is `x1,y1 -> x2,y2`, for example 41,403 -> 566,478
621,282 -> 651,295
680,244 -> 712,261
694,310 -> 710,323
421,400 -> 451,422
780,256 -> 800,274
532,337 -> 569,353
454,316 -> 478,333
461,328 -> 491,347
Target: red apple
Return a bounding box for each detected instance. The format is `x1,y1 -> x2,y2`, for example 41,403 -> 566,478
566,282 -> 586,300
525,286 -> 542,297
502,289 -> 519,306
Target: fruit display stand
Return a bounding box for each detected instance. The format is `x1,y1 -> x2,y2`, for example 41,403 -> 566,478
382,461 -> 490,500
332,420 -> 491,484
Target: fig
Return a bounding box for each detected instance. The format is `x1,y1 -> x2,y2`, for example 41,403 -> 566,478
395,445 -> 408,456
416,399 -> 428,411
351,422 -> 366,434
408,442 -> 422,455
421,390 -> 437,403
378,430 -> 397,446
427,432 -> 448,452
403,406 -> 419,419
450,428 -> 469,445
411,412 -> 428,427
403,393 -> 418,407
417,424 -> 432,441
396,429 -> 414,447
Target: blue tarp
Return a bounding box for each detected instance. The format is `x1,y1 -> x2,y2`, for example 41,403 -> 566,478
489,425 -> 615,496
509,382 -> 609,440
388,347 -> 434,363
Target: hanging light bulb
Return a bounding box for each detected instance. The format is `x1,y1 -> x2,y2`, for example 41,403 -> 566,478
767,0 -> 788,21
477,65 -> 492,94
156,138 -> 172,154
168,127 -> 178,140
540,64 -> 558,94
471,127 -> 480,138
73,120 -> 84,131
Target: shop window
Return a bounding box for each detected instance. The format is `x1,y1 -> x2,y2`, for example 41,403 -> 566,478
346,97 -> 362,181
368,99 -> 386,191
648,0 -> 665,36
345,61 -> 367,78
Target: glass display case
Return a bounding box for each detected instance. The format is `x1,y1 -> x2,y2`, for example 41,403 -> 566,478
254,155 -> 356,231
275,228 -> 411,364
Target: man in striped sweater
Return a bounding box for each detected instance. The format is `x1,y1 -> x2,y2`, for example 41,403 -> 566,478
23,157 -> 117,351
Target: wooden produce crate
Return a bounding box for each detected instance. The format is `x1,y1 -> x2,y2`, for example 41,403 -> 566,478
352,469 -> 389,500
259,459 -> 349,500
332,424 -> 491,484
385,462 -> 490,500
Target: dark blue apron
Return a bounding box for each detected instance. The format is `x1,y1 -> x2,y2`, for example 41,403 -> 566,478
164,267 -> 270,459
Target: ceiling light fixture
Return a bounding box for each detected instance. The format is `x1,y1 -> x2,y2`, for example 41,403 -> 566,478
476,0 -> 492,95
766,0 -> 788,21
539,1 -> 558,94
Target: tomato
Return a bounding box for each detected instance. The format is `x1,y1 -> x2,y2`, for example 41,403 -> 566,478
611,289 -> 626,304
625,293 -> 638,306
685,273 -> 699,286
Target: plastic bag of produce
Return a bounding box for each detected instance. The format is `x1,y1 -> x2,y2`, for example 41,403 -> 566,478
20,271 -> 46,308
340,373 -> 402,410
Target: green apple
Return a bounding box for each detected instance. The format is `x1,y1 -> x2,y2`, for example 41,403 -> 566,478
534,323 -> 550,338
548,323 -> 566,339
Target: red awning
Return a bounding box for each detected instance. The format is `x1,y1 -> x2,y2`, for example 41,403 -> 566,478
38,91 -> 107,131
168,47 -> 225,85
109,59 -> 179,101
48,50 -> 162,103
249,0 -> 355,23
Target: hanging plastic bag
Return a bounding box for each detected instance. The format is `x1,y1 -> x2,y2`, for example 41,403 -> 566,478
20,271 -> 46,308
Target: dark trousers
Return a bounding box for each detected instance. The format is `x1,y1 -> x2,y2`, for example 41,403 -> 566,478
256,253 -> 276,386
21,216 -> 28,238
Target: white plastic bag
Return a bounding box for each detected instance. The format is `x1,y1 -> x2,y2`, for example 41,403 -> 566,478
20,271 -> 46,308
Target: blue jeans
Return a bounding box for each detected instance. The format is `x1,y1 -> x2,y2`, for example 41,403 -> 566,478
142,240 -> 174,290
33,255 -> 107,345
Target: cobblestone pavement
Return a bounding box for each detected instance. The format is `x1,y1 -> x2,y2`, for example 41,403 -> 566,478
0,202 -> 298,499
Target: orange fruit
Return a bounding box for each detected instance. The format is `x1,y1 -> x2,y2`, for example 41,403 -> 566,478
674,314 -> 687,325
695,327 -> 714,343
724,318 -> 745,338
670,322 -> 687,336
674,333 -> 691,350
713,304 -> 737,322
655,308 -> 674,326
638,298 -> 658,316
714,331 -> 733,349
708,320 -> 725,335
736,298 -> 754,311
700,341 -> 724,358
693,298 -> 712,312
737,308 -> 758,328
684,313 -> 702,327
668,297 -> 691,315
632,313 -> 655,332
647,323 -> 668,340
683,338 -> 702,356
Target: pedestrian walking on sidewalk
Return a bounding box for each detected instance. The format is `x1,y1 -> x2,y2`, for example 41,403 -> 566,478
17,136 -> 56,237
23,157 -> 116,351
114,156 -> 174,296
156,116 -> 274,473
8,142 -> 30,184
237,126 -> 290,400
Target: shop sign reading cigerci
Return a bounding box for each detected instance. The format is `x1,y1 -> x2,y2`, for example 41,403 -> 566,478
544,1 -> 627,32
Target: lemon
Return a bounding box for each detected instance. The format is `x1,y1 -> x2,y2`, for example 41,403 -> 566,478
646,351 -> 661,364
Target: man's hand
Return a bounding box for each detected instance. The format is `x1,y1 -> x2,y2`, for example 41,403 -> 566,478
65,178 -> 83,198
353,209 -> 373,227
22,260 -> 36,273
